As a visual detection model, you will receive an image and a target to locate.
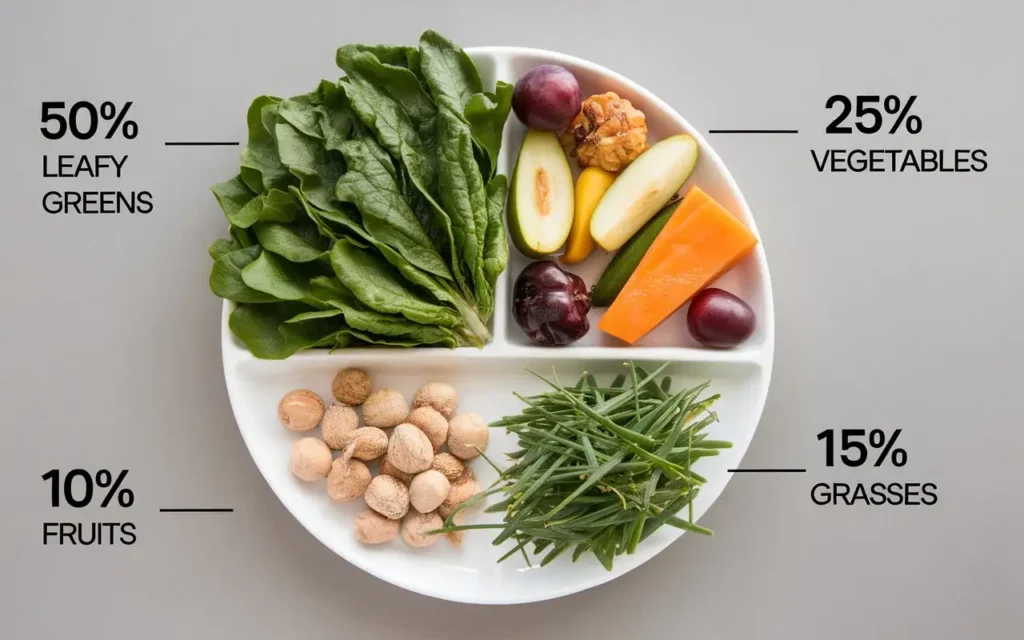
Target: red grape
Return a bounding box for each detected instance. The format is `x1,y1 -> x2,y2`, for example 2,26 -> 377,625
686,288 -> 756,348
512,65 -> 582,131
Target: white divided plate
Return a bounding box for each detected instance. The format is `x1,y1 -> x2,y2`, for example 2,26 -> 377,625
222,47 -> 774,604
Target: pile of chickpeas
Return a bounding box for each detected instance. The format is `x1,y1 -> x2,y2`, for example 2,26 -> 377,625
279,368 -> 489,549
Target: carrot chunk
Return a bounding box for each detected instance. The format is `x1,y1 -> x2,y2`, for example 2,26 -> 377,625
598,186 -> 758,344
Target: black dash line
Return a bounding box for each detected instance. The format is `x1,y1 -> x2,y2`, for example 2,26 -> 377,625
708,129 -> 799,134
164,141 -> 240,146
159,508 -> 234,513
728,468 -> 807,473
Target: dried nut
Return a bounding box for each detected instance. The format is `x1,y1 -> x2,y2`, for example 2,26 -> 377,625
438,471 -> 474,519
387,423 -> 434,474
331,366 -> 372,401
457,465 -> 475,484
321,404 -> 359,450
401,510 -> 442,548
326,458 -> 371,502
362,389 -> 408,428
331,368 -> 372,406
365,475 -> 410,520
379,454 -> 415,484
444,510 -> 467,547
277,389 -> 324,432
406,406 -> 448,452
437,502 -> 454,520
445,530 -> 465,547
430,453 -> 466,483
559,91 -> 648,173
341,427 -> 388,461
441,476 -> 480,515
409,470 -> 451,513
447,412 -> 489,460
354,509 -> 400,544
411,382 -> 458,417
288,437 -> 332,482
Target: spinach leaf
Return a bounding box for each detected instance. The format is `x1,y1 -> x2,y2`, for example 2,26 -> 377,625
480,174 -> 509,320
240,251 -> 326,306
329,239 -> 460,328
277,93 -> 322,139
418,33 -> 494,310
211,175 -> 257,219
229,302 -> 342,359
372,241 -> 453,305
419,31 -> 510,178
335,137 -> 451,280
275,120 -> 346,212
401,162 -> 467,298
284,308 -> 345,323
278,80 -> 355,148
402,169 -> 455,263
253,221 -> 325,263
208,237 -> 242,261
210,246 -> 278,303
285,309 -> 433,349
310,276 -> 459,347
418,31 -> 482,107
292,186 -> 337,241
353,123 -> 399,179
343,241 -> 489,344
327,331 -> 356,350
327,70 -> 471,295
406,49 -> 423,81
338,53 -> 437,153
482,175 -> 509,285
464,81 -> 513,179
337,54 -> 454,238
347,329 -> 449,348
229,225 -> 254,248
226,188 -> 299,228
266,189 -> 300,219
337,44 -> 418,71
239,97 -> 295,193
293,187 -> 373,247
304,186 -> 460,310
434,109 -> 489,308
316,80 -> 355,152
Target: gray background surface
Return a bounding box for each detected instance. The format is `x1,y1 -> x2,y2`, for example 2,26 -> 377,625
2,0 -> 1022,637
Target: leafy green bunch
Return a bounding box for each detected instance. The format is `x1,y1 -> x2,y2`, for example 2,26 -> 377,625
440,363 -> 730,570
208,31 -> 513,358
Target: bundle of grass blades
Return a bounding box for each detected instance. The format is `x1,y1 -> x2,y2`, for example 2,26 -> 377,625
439,362 -> 731,571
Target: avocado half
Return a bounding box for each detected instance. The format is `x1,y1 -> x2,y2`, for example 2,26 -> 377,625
508,129 -> 575,258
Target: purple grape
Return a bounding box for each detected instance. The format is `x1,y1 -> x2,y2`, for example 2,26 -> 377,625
512,65 -> 582,131
687,288 -> 756,348
513,261 -> 591,346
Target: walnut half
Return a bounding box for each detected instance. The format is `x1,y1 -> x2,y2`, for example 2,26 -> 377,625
560,92 -> 647,173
